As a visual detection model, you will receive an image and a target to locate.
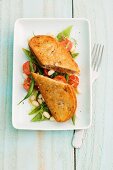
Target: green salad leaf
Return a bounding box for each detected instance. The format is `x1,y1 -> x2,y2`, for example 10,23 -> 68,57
57,25 -> 73,41
71,53 -> 79,59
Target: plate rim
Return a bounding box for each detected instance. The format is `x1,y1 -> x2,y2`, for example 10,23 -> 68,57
12,17 -> 92,130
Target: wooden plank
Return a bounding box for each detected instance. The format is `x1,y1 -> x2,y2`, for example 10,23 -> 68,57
73,0 -> 113,170
23,0 -> 72,18
0,0 -> 23,170
0,0 -> 74,170
20,1 -> 74,170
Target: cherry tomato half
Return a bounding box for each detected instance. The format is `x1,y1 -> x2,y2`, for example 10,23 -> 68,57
53,75 -> 67,83
23,61 -> 36,75
23,61 -> 31,75
23,77 -> 31,91
68,75 -> 79,88
60,38 -> 73,51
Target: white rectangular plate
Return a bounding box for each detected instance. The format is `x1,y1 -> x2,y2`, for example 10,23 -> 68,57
12,18 -> 92,130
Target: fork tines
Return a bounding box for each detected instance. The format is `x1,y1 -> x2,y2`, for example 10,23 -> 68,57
92,44 -> 104,71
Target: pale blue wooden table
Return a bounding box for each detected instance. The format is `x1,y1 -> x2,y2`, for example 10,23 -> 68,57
0,0 -> 113,170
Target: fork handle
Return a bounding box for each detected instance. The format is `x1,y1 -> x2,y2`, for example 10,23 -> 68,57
92,71 -> 99,83
72,130 -> 85,148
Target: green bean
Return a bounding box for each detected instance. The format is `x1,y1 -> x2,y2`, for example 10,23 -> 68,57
22,48 -> 31,58
29,106 -> 41,115
30,61 -> 34,72
41,102 -> 50,112
65,74 -> 69,82
18,62 -> 34,104
31,111 -> 43,122
31,108 -> 48,122
32,89 -> 38,99
22,48 -> 37,64
31,102 -> 50,121
50,72 -> 59,78
41,115 -> 48,121
29,102 -> 43,115
23,48 -> 44,75
29,102 -> 45,115
38,67 -> 44,75
18,78 -> 34,104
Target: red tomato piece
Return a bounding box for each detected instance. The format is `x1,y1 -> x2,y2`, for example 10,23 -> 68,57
67,42 -> 73,51
44,68 -> 49,76
23,77 -> 31,91
68,75 -> 79,88
34,85 -> 39,91
23,61 -> 31,75
23,61 -> 36,75
60,38 -> 73,51
53,75 -> 67,83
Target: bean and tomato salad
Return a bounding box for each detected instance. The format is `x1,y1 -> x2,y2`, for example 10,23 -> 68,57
19,25 -> 80,124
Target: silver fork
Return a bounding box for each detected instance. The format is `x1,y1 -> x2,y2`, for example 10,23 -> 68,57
92,44 -> 104,83
72,44 -> 104,148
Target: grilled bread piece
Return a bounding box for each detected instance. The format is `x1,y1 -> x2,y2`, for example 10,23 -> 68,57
29,35 -> 79,74
32,73 -> 77,122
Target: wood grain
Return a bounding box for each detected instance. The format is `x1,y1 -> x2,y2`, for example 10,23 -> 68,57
0,0 -> 22,169
0,0 -> 74,170
0,0 -> 113,170
73,0 -> 113,170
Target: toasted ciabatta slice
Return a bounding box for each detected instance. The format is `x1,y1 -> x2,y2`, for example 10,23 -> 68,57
29,35 -> 79,74
32,73 -> 77,122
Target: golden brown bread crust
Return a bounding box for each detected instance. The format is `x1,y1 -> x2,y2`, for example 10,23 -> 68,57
29,35 -> 79,74
32,73 -> 77,122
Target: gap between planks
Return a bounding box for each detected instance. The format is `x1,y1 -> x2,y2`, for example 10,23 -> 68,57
72,0 -> 76,170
